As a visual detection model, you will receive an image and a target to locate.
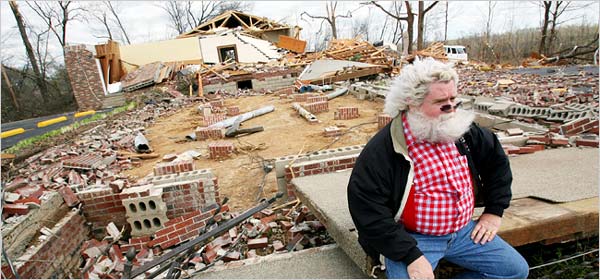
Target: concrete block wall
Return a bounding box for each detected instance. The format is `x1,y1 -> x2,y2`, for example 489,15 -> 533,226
273,145 -> 364,199
77,187 -> 128,231
122,188 -> 169,237
64,45 -> 105,110
203,82 -> 238,94
304,101 -> 329,114
8,210 -> 89,279
334,107 -> 360,120
147,204 -> 229,250
252,76 -> 296,91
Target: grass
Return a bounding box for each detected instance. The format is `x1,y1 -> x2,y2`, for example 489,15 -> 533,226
4,102 -> 136,155
523,236 -> 599,279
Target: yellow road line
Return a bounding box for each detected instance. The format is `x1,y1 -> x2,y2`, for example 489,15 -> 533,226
37,116 -> 67,128
1,128 -> 25,139
74,110 -> 96,118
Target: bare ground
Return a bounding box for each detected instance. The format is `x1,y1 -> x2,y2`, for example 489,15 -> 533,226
122,94 -> 384,211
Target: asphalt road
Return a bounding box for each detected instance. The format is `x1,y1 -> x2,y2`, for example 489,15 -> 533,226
1,109 -> 112,151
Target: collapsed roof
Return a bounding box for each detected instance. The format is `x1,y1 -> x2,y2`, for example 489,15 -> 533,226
178,10 -> 301,43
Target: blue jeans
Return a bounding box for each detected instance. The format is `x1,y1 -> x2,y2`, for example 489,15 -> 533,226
385,220 -> 529,279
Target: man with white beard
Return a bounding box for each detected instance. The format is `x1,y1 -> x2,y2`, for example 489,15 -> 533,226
347,58 -> 529,279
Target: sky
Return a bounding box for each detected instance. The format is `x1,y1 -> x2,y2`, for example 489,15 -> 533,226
1,1 -> 598,67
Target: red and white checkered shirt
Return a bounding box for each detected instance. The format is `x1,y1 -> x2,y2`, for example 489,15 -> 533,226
400,113 -> 474,235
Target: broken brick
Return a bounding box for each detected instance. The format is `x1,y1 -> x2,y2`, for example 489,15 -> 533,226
58,186 -> 80,207
247,237 -> 268,249
3,204 -> 29,216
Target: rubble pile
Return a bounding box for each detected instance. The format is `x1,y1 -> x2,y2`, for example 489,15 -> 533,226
2,98 -> 189,221
78,203 -> 332,278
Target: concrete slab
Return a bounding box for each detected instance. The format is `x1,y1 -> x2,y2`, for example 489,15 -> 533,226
509,147 -> 598,202
291,147 -> 599,274
194,244 -> 368,279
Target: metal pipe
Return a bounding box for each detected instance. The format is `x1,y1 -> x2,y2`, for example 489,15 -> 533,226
292,103 -> 318,123
325,87 -> 348,100
208,105 -> 275,129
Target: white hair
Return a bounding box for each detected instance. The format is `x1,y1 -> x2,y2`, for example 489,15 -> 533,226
384,57 -> 459,118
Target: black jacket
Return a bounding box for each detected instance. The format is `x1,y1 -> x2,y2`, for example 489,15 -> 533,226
347,113 -> 512,266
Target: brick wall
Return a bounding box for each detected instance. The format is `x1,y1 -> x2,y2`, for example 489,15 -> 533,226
195,127 -> 224,140
226,106 -> 240,116
208,141 -> 235,159
204,114 -> 227,126
7,211 -> 89,279
378,114 -> 393,129
304,101 -> 329,114
153,159 -> 196,176
210,100 -> 224,108
334,107 -> 360,120
293,94 -> 315,103
159,178 -> 220,219
283,154 -> 359,199
559,117 -> 599,136
64,45 -> 105,110
77,187 -> 127,231
307,96 -> 328,103
147,204 -> 229,250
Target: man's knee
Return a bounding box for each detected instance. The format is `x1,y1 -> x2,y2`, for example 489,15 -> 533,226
502,254 -> 529,279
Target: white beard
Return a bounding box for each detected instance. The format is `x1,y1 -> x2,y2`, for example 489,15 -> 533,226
406,109 -> 475,143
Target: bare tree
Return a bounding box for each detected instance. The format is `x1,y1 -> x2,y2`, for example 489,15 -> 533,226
370,1 -> 415,51
160,1 -> 254,35
301,1 -> 352,39
104,1 -> 131,44
537,1 -> 593,55
9,1 -> 49,103
538,1 -> 552,54
27,1 -> 86,58
416,1 -> 439,50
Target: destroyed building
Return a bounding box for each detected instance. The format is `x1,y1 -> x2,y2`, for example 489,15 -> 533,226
2,9 -> 599,279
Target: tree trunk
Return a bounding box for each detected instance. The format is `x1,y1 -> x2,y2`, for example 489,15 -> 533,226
538,1 -> 551,55
405,1 -> 414,52
417,1 -> 424,50
9,1 -> 49,103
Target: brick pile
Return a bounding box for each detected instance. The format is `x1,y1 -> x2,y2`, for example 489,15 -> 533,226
208,141 -> 235,159
195,126 -> 223,140
334,107 -> 360,120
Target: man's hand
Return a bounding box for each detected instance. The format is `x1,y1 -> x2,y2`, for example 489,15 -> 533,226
407,255 -> 434,279
471,213 -> 502,245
